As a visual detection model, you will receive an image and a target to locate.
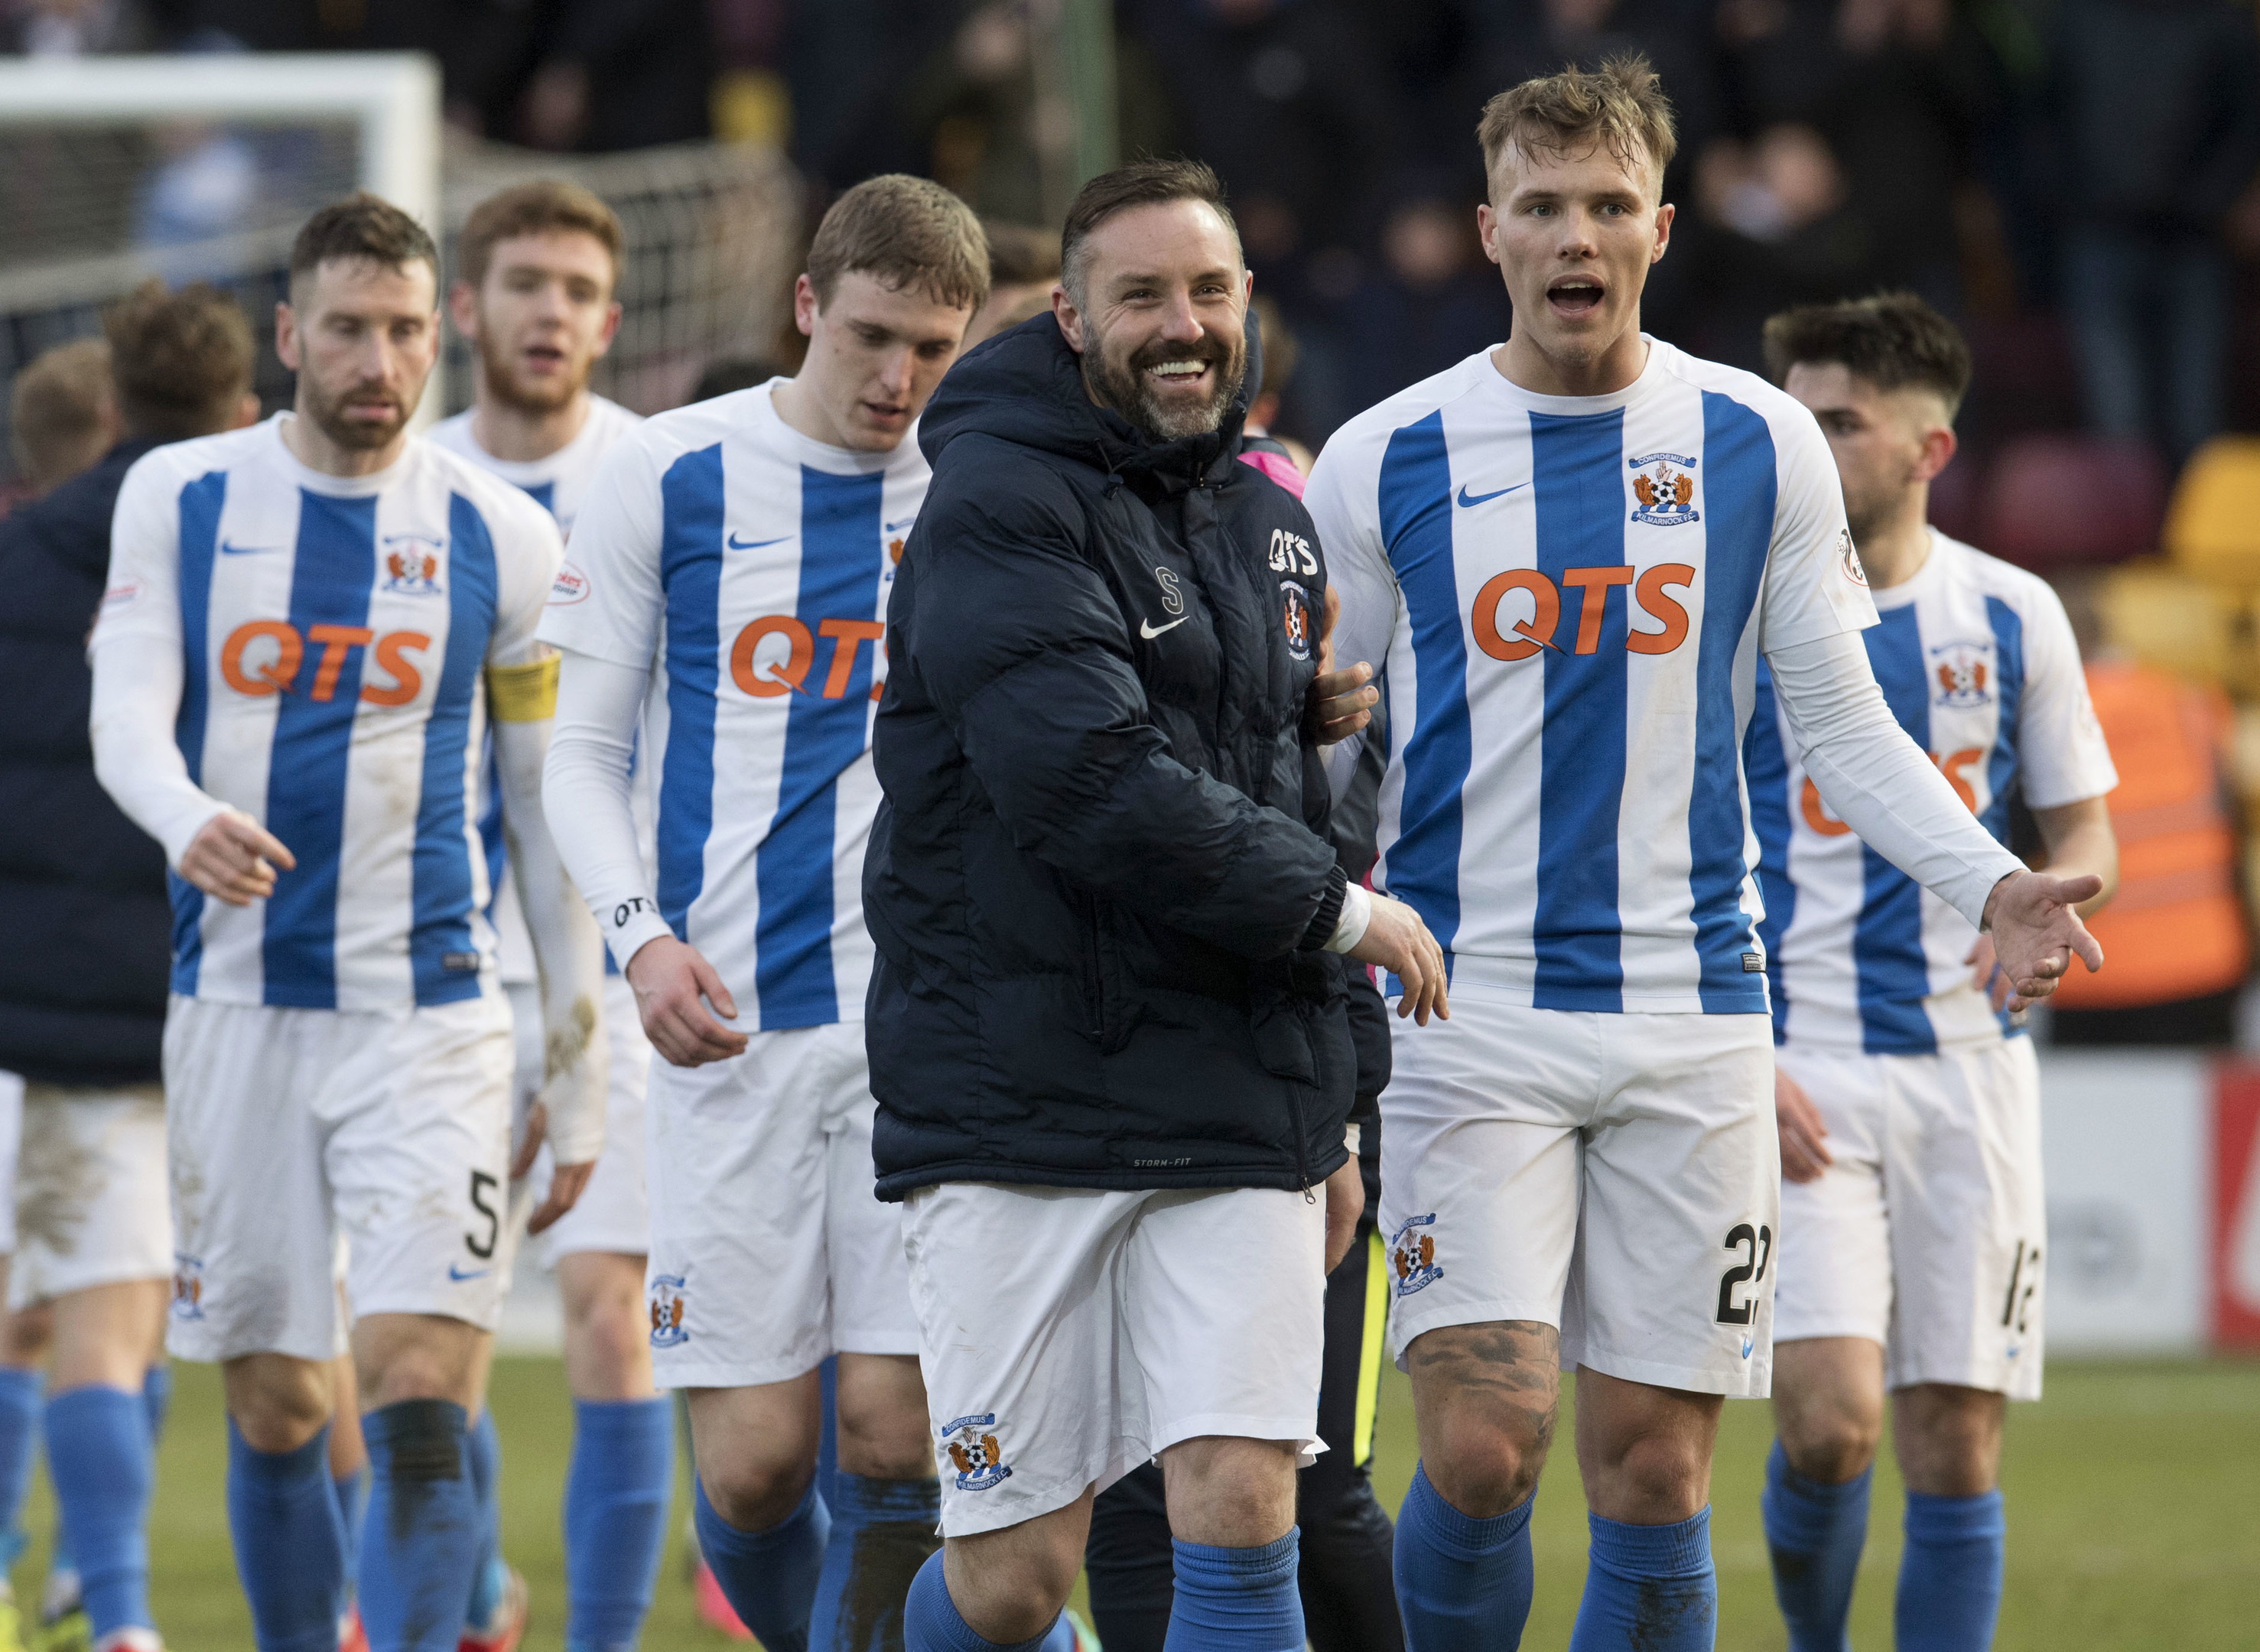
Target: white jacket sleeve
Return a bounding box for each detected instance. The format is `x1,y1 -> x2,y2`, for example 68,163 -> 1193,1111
543,648 -> 673,972
1767,629 -> 2024,928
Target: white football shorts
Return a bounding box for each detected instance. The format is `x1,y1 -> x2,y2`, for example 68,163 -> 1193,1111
1772,1036 -> 2045,1398
0,1070 -> 20,1255
902,1181 -> 1328,1537
162,991 -> 514,1363
11,1083 -> 173,1310
643,1020 -> 915,1390
502,977 -> 652,1267
1380,984 -> 1780,1397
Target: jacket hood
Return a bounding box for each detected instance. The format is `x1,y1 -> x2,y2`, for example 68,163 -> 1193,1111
919,304 -> 1263,487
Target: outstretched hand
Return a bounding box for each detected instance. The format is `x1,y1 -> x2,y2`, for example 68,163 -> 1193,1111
1979,869 -> 2106,1011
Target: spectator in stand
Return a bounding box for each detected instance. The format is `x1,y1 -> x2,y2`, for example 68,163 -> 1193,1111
2047,0 -> 2260,465
1325,181 -> 1511,419
515,0 -> 715,151
0,279 -> 260,1652
9,340 -> 119,500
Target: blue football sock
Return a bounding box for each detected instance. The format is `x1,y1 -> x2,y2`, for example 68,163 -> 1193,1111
464,1406 -> 505,1628
44,1386 -> 154,1637
694,1475 -> 831,1652
140,1365 -> 172,1448
1761,1441 -> 1870,1651
1165,1530 -> 1304,1652
226,1419 -> 346,1652
809,1472 -> 941,1652
563,1397 -> 674,1652
1896,1490 -> 2005,1652
333,1465 -> 369,1597
0,1367 -> 42,1571
902,1548 -> 1055,1652
1393,1461 -> 1535,1650
359,1399 -> 480,1652
1569,1507 -> 1717,1652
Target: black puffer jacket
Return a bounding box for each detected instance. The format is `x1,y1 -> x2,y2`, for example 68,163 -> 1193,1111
0,439 -> 172,1087
865,313 -> 1354,1200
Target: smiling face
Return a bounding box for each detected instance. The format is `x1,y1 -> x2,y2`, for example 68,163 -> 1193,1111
1480,135 -> 1673,396
451,229 -> 620,415
1056,198 -> 1250,443
789,269 -> 974,452
277,255 -> 440,455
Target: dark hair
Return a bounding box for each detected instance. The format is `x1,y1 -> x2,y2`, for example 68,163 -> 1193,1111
982,220 -> 1061,287
457,178 -> 623,292
103,277 -> 255,440
1061,158 -> 1241,304
288,190 -> 440,295
1762,291 -> 1972,415
1478,54 -> 1678,193
805,174 -> 989,312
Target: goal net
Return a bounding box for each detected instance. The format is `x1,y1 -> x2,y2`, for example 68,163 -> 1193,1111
0,53 -> 804,488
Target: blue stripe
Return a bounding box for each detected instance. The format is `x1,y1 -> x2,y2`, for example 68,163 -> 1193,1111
478,741 -> 507,917
1689,392 -> 1774,1012
520,479 -> 558,516
168,471 -> 226,996
1980,596 -> 2027,1038
261,490 -> 377,1008
753,467 -> 886,1027
1530,409 -> 1626,1010
656,445 -> 724,938
1854,606 -> 1936,1053
1743,663 -> 1795,1042
408,493 -> 498,1006
1377,412 -> 1466,970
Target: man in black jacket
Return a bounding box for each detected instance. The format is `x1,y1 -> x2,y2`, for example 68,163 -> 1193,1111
866,160 -> 1445,1652
0,281 -> 258,1652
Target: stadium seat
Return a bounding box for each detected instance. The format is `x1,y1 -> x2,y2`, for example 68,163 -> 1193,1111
2165,436 -> 2260,587
2098,567 -> 2260,696
1978,434 -> 2167,571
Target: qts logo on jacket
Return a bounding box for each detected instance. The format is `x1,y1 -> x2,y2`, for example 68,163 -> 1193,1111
1470,562 -> 1696,661
1391,1213 -> 1444,1297
649,1273 -> 689,1348
941,1413 -> 1013,1490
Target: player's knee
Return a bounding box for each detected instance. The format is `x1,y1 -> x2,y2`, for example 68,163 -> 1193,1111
223,1354 -> 333,1453
1608,1428 -> 1709,1515
1425,1404 -> 1550,1516
699,1439 -> 817,1533
835,1403 -> 937,1481
1779,1403 -> 1881,1484
945,1523 -> 1082,1641
1163,1436 -> 1299,1547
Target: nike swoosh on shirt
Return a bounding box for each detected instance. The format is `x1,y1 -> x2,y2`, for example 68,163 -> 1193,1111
1455,482 -> 1529,508
727,532 -> 790,550
1140,616 -> 1189,639
447,1263 -> 492,1283
219,541 -> 278,555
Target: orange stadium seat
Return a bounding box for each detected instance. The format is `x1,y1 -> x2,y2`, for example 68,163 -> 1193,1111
1977,434 -> 2167,571
2164,436 -> 2260,587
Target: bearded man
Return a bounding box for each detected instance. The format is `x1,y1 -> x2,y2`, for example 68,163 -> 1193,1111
865,158 -> 1447,1652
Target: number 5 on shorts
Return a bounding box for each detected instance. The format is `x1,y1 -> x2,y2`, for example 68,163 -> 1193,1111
467,1169 -> 501,1260
1715,1221 -> 1773,1325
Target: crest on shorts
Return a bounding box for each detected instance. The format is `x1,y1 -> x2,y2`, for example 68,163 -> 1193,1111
1930,640 -> 1994,708
380,532 -> 446,595
1390,1213 -> 1444,1297
940,1413 -> 1012,1491
649,1273 -> 689,1348
1629,452 -> 1699,528
171,1253 -> 206,1322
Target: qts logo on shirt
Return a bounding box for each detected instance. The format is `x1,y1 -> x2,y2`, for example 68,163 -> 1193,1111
1470,563 -> 1696,661
218,620 -> 431,705
728,616 -> 886,701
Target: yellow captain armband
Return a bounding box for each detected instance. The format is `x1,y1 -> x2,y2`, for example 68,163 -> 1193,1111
486,649 -> 561,723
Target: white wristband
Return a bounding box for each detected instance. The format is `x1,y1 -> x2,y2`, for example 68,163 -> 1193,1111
1325,881 -> 1372,954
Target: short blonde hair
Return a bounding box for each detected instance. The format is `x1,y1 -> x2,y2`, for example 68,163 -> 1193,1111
10,338 -> 113,489
1477,54 -> 1678,197
457,179 -> 623,293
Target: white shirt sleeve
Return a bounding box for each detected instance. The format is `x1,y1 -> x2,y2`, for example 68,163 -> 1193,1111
1767,628 -> 2025,928
544,649 -> 674,972
2008,583 -> 2119,808
483,487 -> 566,670
538,435 -> 668,669
87,452 -> 229,865
1305,433 -> 1400,798
1756,406 -> 1880,653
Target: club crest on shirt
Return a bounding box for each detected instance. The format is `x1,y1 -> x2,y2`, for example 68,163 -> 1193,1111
380,532 -> 447,595
649,1273 -> 689,1348
1390,1213 -> 1444,1296
1930,640 -> 1994,708
1836,528 -> 1867,587
940,1413 -> 1012,1490
1628,451 -> 1699,528
171,1254 -> 206,1321
1281,580 -> 1313,662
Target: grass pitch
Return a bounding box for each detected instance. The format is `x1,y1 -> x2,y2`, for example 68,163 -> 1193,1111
13,1355 -> 2253,1649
